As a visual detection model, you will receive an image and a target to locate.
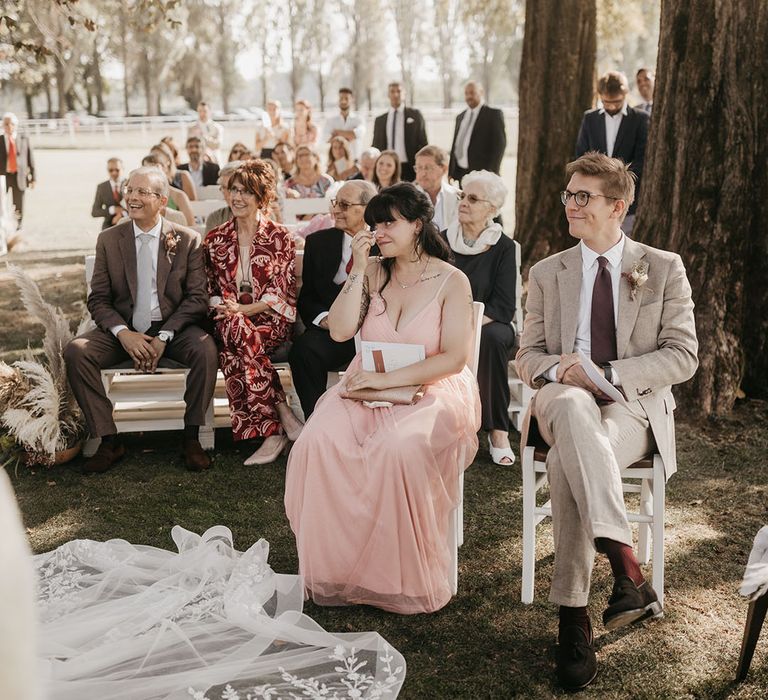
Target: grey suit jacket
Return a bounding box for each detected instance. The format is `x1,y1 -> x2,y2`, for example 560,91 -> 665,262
0,133 -> 34,189
88,219 -> 208,335
515,237 -> 698,477
91,180 -> 125,229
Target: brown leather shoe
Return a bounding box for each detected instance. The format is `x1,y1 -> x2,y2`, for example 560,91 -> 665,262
183,438 -> 212,471
82,441 -> 126,474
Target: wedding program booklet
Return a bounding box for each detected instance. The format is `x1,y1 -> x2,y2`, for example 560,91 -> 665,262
577,350 -> 627,405
361,341 -> 426,373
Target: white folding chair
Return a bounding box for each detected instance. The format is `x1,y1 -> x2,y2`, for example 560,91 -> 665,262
520,416 -> 667,606
447,300 -> 485,595
282,197 -> 331,224
198,185 -> 223,200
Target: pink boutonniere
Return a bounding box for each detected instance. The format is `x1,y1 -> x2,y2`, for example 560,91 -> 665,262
163,229 -> 180,263
622,260 -> 652,300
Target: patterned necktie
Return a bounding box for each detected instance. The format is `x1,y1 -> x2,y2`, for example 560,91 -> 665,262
590,256 -> 617,363
390,110 -> 397,151
132,233 -> 154,333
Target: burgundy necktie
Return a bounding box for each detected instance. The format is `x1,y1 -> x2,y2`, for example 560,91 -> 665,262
345,256 -> 353,275
590,256 -> 617,363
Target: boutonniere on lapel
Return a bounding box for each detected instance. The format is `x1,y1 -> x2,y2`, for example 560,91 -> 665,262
163,229 -> 180,263
406,116 -> 415,124
621,260 -> 652,300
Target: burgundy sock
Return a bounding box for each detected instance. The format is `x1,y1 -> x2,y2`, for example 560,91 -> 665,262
559,605 -> 591,638
595,537 -> 644,586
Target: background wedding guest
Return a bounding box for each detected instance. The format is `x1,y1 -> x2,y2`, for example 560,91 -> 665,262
255,100 -> 291,159
326,136 -> 359,181
143,152 -> 195,226
414,145 -> 458,232
227,142 -> 251,163
273,142 -> 296,180
442,170 -> 517,465
348,146 -> 380,182
292,99 -> 318,147
636,67 -> 655,114
372,81 -> 428,182
204,160 -> 303,466
91,157 -> 126,230
323,87 -> 365,160
188,101 -> 224,163
372,149 -> 401,190
0,112 -> 35,228
285,182 -> 480,614
575,70 -> 649,233
160,135 -> 182,166
179,135 -> 220,191
288,180 -> 378,418
151,142 -> 196,200
449,81 -> 507,183
204,160 -> 243,233
66,166 -> 218,474
285,146 -> 334,198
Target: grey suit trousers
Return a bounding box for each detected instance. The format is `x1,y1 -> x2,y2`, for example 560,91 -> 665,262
533,382 -> 655,607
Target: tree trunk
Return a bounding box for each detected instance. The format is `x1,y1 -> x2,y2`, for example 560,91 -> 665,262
632,1 -> 768,416
119,1 -> 130,116
217,3 -> 231,114
55,61 -> 67,117
514,0 -> 596,272
91,43 -> 105,114
24,92 -> 34,120
318,69 -> 326,112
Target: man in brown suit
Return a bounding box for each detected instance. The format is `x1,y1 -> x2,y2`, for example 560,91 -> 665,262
516,152 -> 698,691
65,166 -> 218,474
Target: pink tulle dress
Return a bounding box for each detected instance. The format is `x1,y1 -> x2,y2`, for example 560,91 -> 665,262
284,269 -> 481,614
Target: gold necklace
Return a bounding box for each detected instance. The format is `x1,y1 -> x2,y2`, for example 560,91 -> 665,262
393,258 -> 430,289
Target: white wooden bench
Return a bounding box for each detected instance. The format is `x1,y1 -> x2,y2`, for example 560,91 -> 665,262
281,197 -> 331,224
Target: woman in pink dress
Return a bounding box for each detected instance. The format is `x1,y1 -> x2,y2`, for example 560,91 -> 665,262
284,182 -> 481,614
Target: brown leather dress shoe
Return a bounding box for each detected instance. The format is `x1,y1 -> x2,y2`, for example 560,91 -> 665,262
183,439 -> 212,471
82,441 -> 126,474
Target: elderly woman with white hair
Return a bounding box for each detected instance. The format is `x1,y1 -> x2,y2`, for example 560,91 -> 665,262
443,169 -> 518,465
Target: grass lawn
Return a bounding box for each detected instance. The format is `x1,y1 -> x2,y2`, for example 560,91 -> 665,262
2,252 -> 768,698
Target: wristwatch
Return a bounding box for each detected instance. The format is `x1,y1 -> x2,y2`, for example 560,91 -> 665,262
601,362 -> 613,384
157,330 -> 174,344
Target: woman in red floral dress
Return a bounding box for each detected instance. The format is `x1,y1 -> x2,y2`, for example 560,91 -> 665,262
204,160 -> 304,465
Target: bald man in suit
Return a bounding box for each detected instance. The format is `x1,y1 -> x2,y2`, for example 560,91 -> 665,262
66,166 -> 218,474
516,152 -> 698,691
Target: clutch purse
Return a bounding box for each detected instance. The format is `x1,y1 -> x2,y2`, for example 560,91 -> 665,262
340,384 -> 425,406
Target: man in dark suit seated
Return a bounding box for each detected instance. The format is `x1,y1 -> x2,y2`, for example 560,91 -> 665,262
91,158 -> 126,230
288,180 -> 378,418
449,81 -> 507,184
65,166 -> 218,474
178,136 -> 220,193
575,71 -> 649,233
371,82 -> 428,182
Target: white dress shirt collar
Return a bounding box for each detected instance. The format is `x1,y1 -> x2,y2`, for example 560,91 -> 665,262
580,234 -> 624,272
132,217 -> 163,239
598,104 -> 629,117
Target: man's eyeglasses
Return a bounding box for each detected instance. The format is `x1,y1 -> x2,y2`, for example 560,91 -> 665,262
457,191 -> 491,205
331,199 -> 364,211
123,187 -> 162,198
559,190 -> 619,207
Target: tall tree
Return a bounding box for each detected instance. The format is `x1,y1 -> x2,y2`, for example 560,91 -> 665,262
514,0 -> 596,270
389,0 -> 424,98
286,0 -> 310,104
344,0 -> 385,111
307,0 -> 337,111
433,0 -> 461,108
633,1 -> 768,416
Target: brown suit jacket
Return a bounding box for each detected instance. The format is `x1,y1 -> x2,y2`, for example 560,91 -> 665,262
88,218 -> 208,334
515,236 -> 699,477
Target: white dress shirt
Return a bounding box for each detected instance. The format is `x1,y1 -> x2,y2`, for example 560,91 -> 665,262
323,112 -> 366,159
600,104 -> 628,157
110,218 -> 163,337
454,101 -> 483,169
187,163 -> 204,190
544,235 -> 625,384
313,232 -> 353,327
107,178 -> 123,215
385,105 -> 407,163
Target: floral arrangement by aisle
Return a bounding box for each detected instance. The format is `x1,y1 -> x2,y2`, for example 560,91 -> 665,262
0,264 -> 94,467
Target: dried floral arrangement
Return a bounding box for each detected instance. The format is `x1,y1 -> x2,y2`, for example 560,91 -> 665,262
0,264 -> 94,468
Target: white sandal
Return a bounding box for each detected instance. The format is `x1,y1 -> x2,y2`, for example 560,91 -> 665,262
488,435 -> 515,466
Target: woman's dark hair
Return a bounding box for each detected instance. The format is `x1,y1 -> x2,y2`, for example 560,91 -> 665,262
364,182 -> 452,295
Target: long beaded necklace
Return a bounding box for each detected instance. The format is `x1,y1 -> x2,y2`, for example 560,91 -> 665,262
393,257 -> 430,289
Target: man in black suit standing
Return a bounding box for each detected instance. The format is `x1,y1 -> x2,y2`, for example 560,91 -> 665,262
449,81 -> 507,184
0,112 -> 35,228
91,158 -> 126,230
372,82 -> 428,182
288,180 -> 378,418
575,71 -> 649,233
178,136 -> 220,194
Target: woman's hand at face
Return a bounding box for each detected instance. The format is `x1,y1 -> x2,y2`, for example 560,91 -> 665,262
343,369 -> 387,391
350,228 -> 375,273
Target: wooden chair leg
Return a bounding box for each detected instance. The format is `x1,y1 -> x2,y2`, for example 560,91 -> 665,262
736,593 -> 768,681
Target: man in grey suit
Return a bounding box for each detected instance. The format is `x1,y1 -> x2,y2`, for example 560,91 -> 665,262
66,166 -> 218,475
516,152 -> 698,691
91,158 -> 126,230
0,112 -> 35,227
